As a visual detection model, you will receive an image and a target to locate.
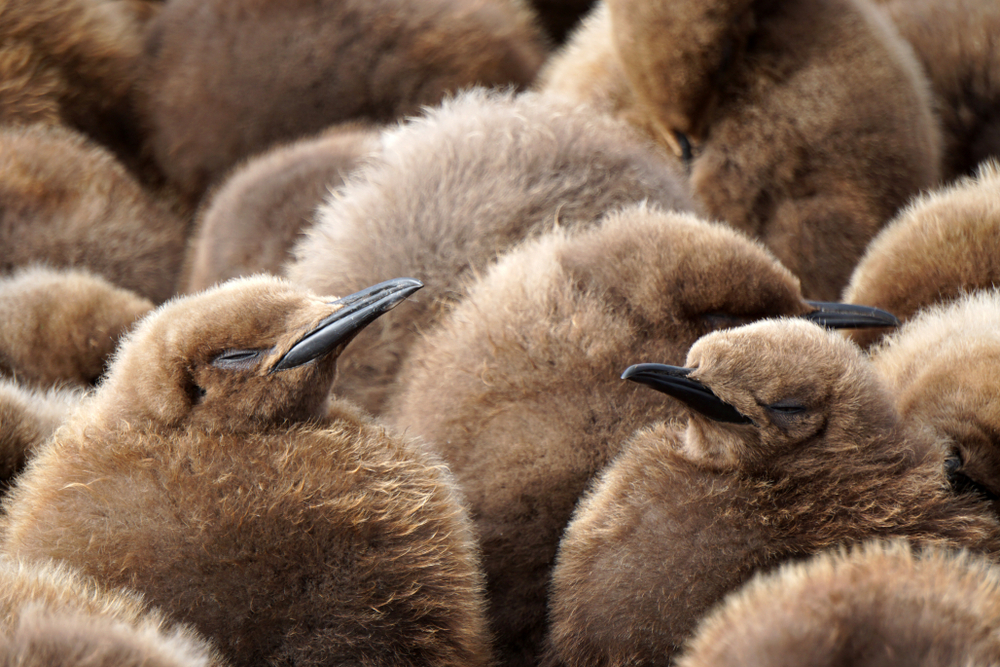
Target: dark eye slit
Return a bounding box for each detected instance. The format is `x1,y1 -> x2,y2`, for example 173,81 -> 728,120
765,401 -> 806,414
211,349 -> 263,370
946,456 -> 1000,504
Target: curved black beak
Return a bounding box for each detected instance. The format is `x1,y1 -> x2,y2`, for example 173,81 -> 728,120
271,278 -> 423,373
622,363 -> 752,425
802,301 -> 899,330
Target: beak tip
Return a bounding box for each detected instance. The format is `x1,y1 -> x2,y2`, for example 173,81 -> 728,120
274,277 -> 425,373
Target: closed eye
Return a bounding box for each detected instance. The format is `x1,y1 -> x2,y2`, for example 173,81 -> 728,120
767,402 -> 806,415
211,349 -> 264,371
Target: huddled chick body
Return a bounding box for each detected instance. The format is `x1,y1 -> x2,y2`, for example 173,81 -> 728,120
2,276 -> 491,667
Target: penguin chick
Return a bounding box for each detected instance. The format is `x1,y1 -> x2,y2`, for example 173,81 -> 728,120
287,88 -> 696,415
0,0 -> 161,173
875,0 -> 1000,181
678,541 -> 1000,667
545,319 -> 999,667
387,204 -> 899,667
139,0 -> 548,206
182,122 -> 381,294
0,556 -> 224,667
0,266 -> 153,389
0,123 -> 188,304
844,159 -> 1000,349
539,0 -> 941,300
0,380 -> 84,484
1,276 -> 493,667
869,290 -> 1000,517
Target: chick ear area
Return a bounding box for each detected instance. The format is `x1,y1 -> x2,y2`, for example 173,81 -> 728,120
271,278 -> 423,373
621,363 -> 752,425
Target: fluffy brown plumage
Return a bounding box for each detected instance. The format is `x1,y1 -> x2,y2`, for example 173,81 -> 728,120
387,204 -> 897,666
0,556 -> 224,667
678,541 -> 1000,667
287,89 -> 695,415
0,380 -> 83,483
0,0 -> 160,173
139,0 -> 548,206
0,266 -> 153,389
539,0 -> 941,300
876,0 -> 1000,181
844,160 -> 1000,349
1,276 -> 491,667
545,319 -> 1000,667
182,122 -> 380,293
870,290 -> 1000,518
0,124 -> 188,303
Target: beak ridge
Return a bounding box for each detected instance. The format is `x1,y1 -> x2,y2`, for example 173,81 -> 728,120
622,363 -> 752,425
803,301 -> 899,330
271,278 -> 423,373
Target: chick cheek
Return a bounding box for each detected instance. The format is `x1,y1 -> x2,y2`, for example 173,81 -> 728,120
684,417 -> 745,470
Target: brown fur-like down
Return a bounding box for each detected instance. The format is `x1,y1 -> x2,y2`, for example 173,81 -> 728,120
538,0 -> 942,300
0,0 -> 161,173
0,124 -> 188,304
287,89 -> 695,415
1,276 -> 492,667
182,122 -> 381,294
139,0 -> 548,207
0,556 -> 224,667
0,380 -> 84,483
544,319 -> 1000,667
870,290 -> 1000,518
844,160 -> 1000,349
0,266 -> 153,389
387,205 -> 824,666
876,0 -> 1000,181
678,541 -> 1000,667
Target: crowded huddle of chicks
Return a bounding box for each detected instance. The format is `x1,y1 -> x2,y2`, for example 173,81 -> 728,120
1,0 -> 1000,665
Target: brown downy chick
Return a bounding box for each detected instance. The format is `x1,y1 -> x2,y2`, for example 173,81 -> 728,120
0,266 -> 153,389
876,0 -> 1000,181
0,124 -> 188,304
387,204 -> 899,667
0,556 -> 224,667
869,290 -> 1000,518
545,319 -> 999,667
1,276 -> 493,667
539,0 -> 941,300
182,122 -> 381,293
844,159 -> 1000,349
139,0 -> 547,207
678,541 -> 1000,667
287,88 -> 695,415
0,380 -> 84,484
0,0 -> 161,175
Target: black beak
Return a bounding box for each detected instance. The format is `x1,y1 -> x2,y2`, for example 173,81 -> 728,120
675,130 -> 694,171
271,278 -> 423,373
622,363 -> 752,425
802,301 -> 899,330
